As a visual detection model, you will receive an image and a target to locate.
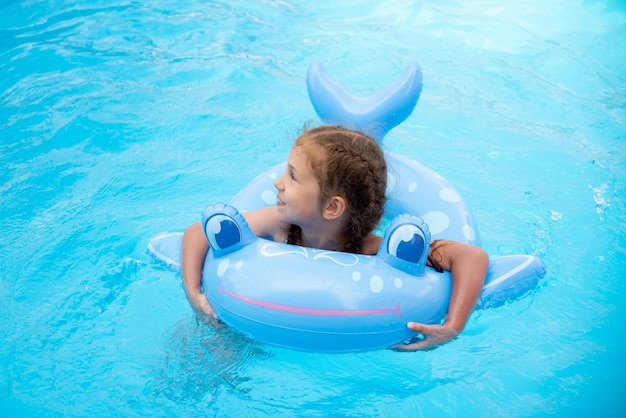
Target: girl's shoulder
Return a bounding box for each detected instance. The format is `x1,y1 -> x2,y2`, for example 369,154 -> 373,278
360,233 -> 382,256
243,206 -> 289,243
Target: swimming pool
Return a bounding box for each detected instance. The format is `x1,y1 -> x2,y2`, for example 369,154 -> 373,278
1,0 -> 624,416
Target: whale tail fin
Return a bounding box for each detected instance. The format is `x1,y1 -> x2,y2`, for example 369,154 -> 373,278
306,61 -> 423,143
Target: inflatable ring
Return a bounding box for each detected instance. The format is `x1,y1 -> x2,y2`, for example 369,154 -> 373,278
148,62 -> 546,352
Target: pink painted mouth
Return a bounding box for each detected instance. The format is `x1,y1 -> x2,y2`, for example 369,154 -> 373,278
218,281 -> 402,318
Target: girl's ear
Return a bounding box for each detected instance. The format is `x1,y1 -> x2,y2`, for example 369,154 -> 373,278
323,195 -> 347,220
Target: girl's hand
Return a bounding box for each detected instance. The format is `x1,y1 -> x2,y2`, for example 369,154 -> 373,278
186,288 -> 215,318
389,241 -> 488,352
186,288 -> 225,327
390,321 -> 459,351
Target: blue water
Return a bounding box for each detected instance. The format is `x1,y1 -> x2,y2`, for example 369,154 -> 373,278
1,0 -> 625,416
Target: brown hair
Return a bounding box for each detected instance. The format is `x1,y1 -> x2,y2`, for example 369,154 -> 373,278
287,126 -> 387,253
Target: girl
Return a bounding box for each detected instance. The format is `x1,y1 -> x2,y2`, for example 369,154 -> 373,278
182,126 -> 489,351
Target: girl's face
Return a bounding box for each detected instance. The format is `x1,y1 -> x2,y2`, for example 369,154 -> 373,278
274,145 -> 324,227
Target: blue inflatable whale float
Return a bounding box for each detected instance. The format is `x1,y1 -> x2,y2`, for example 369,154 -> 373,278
148,61 -> 546,353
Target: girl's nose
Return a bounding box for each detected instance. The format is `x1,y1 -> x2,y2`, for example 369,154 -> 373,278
274,171 -> 285,191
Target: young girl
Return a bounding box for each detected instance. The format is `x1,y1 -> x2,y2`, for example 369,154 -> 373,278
181,126 -> 489,351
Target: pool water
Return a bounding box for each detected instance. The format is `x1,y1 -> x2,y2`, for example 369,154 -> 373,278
1,0 -> 625,416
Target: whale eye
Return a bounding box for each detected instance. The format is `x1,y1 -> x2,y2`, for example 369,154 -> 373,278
205,214 -> 242,251
387,224 -> 426,264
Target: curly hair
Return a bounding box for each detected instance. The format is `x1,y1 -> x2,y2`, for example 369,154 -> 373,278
287,126 -> 387,253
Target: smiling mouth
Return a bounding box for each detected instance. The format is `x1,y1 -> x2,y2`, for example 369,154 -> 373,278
218,281 -> 403,317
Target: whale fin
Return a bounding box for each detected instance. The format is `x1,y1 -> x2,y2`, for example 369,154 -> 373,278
477,255 -> 546,308
306,61 -> 423,143
148,232 -> 184,272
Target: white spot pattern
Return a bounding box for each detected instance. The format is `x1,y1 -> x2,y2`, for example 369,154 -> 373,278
217,259 -> 230,277
370,275 -> 384,293
422,211 -> 450,235
261,190 -> 277,205
462,224 -> 476,241
439,188 -> 460,202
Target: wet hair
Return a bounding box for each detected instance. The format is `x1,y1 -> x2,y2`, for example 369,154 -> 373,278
427,240 -> 447,273
287,125 -> 387,253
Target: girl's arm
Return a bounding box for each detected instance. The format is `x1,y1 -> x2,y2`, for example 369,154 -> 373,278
392,240 -> 489,351
180,206 -> 286,319
181,222 -> 215,320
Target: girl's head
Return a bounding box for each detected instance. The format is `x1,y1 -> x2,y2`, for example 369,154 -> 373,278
285,125 -> 387,252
